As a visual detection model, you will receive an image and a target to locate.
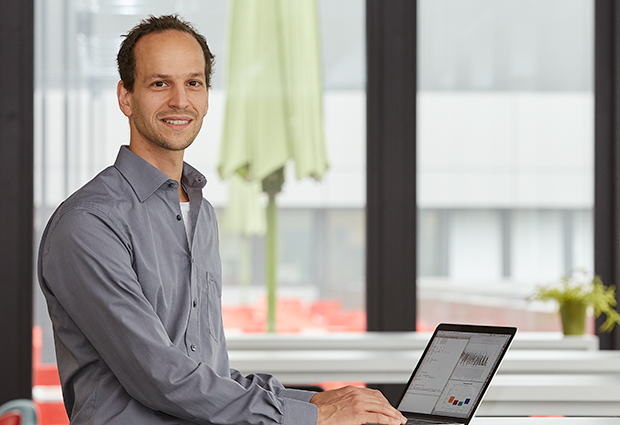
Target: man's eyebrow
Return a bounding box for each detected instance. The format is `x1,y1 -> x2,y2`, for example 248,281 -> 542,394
146,73 -> 205,80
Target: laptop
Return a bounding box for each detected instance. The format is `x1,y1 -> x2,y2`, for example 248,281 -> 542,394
373,323 -> 517,425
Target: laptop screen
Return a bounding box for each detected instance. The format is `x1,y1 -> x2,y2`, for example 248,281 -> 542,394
397,326 -> 514,419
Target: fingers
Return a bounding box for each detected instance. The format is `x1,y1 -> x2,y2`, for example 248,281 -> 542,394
346,387 -> 404,419
356,393 -> 405,423
312,386 -> 407,425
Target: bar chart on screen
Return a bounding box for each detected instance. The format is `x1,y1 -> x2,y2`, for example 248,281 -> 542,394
447,395 -> 470,407
436,381 -> 482,415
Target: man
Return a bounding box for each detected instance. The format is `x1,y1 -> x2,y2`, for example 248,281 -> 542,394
38,14 -> 407,425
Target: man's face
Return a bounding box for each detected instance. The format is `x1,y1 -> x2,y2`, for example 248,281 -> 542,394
118,30 -> 208,152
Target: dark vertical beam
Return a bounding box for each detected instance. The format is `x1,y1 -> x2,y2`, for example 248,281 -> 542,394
0,0 -> 35,403
595,0 -> 620,350
366,0 -> 417,333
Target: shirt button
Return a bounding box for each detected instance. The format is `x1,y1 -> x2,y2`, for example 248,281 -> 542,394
168,182 -> 175,188
176,214 -> 182,221
193,300 -> 197,308
190,344 -> 197,351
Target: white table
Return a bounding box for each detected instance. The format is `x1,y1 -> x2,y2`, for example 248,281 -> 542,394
225,332 -> 599,351
480,374 -> 620,416
227,349 -> 620,383
227,349 -> 620,417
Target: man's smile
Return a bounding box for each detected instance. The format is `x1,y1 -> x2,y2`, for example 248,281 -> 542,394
162,118 -> 191,125
158,111 -> 196,129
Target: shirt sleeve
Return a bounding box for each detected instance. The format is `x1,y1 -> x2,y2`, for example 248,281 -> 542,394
228,370 -> 317,425
229,369 -> 317,402
40,206 -> 318,425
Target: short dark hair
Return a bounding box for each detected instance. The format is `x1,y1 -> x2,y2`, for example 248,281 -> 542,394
117,14 -> 215,92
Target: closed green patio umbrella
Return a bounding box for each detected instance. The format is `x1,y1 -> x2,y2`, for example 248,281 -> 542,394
219,0 -> 328,332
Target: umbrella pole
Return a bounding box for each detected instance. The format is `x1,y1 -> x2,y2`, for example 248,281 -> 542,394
265,190 -> 278,333
263,168 -> 284,333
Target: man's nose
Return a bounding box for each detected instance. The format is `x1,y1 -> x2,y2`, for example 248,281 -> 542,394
169,85 -> 190,109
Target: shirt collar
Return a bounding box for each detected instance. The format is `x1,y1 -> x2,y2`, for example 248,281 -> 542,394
181,161 -> 208,192
114,145 -> 207,203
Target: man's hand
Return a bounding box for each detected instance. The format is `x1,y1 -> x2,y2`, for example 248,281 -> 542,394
310,386 -> 407,425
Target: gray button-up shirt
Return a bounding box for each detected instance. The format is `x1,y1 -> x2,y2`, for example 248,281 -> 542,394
38,146 -> 318,425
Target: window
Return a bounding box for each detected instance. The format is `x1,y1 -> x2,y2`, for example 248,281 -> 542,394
417,0 -> 594,332
34,0 -> 367,362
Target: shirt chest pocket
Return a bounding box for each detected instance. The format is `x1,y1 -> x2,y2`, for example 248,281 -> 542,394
200,271 -> 223,343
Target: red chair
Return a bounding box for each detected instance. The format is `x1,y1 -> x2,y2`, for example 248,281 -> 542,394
0,399 -> 38,425
0,410 -> 21,425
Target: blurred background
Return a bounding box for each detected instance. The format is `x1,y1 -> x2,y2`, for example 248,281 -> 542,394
34,0 -> 593,363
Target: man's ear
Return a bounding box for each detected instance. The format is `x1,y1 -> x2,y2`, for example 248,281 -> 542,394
117,80 -> 132,117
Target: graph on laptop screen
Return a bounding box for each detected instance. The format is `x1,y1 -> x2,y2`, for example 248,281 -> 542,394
397,330 -> 511,418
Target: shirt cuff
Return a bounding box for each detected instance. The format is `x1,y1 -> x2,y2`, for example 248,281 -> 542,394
279,388 -> 317,402
281,397 -> 318,425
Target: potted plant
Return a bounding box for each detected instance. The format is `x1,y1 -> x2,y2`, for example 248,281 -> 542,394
532,270 -> 620,335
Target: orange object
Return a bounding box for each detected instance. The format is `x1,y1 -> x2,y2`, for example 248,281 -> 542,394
33,327 -> 69,425
0,410 -> 21,425
33,402 -> 68,425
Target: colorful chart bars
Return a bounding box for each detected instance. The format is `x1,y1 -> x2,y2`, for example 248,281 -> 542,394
448,396 -> 471,406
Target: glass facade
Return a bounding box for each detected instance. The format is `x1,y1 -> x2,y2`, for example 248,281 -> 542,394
34,0 -> 594,361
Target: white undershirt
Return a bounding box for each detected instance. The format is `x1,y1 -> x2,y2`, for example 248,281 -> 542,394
180,201 -> 191,242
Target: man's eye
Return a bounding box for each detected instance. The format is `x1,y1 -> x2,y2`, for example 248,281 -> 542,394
153,81 -> 167,87
188,81 -> 202,87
